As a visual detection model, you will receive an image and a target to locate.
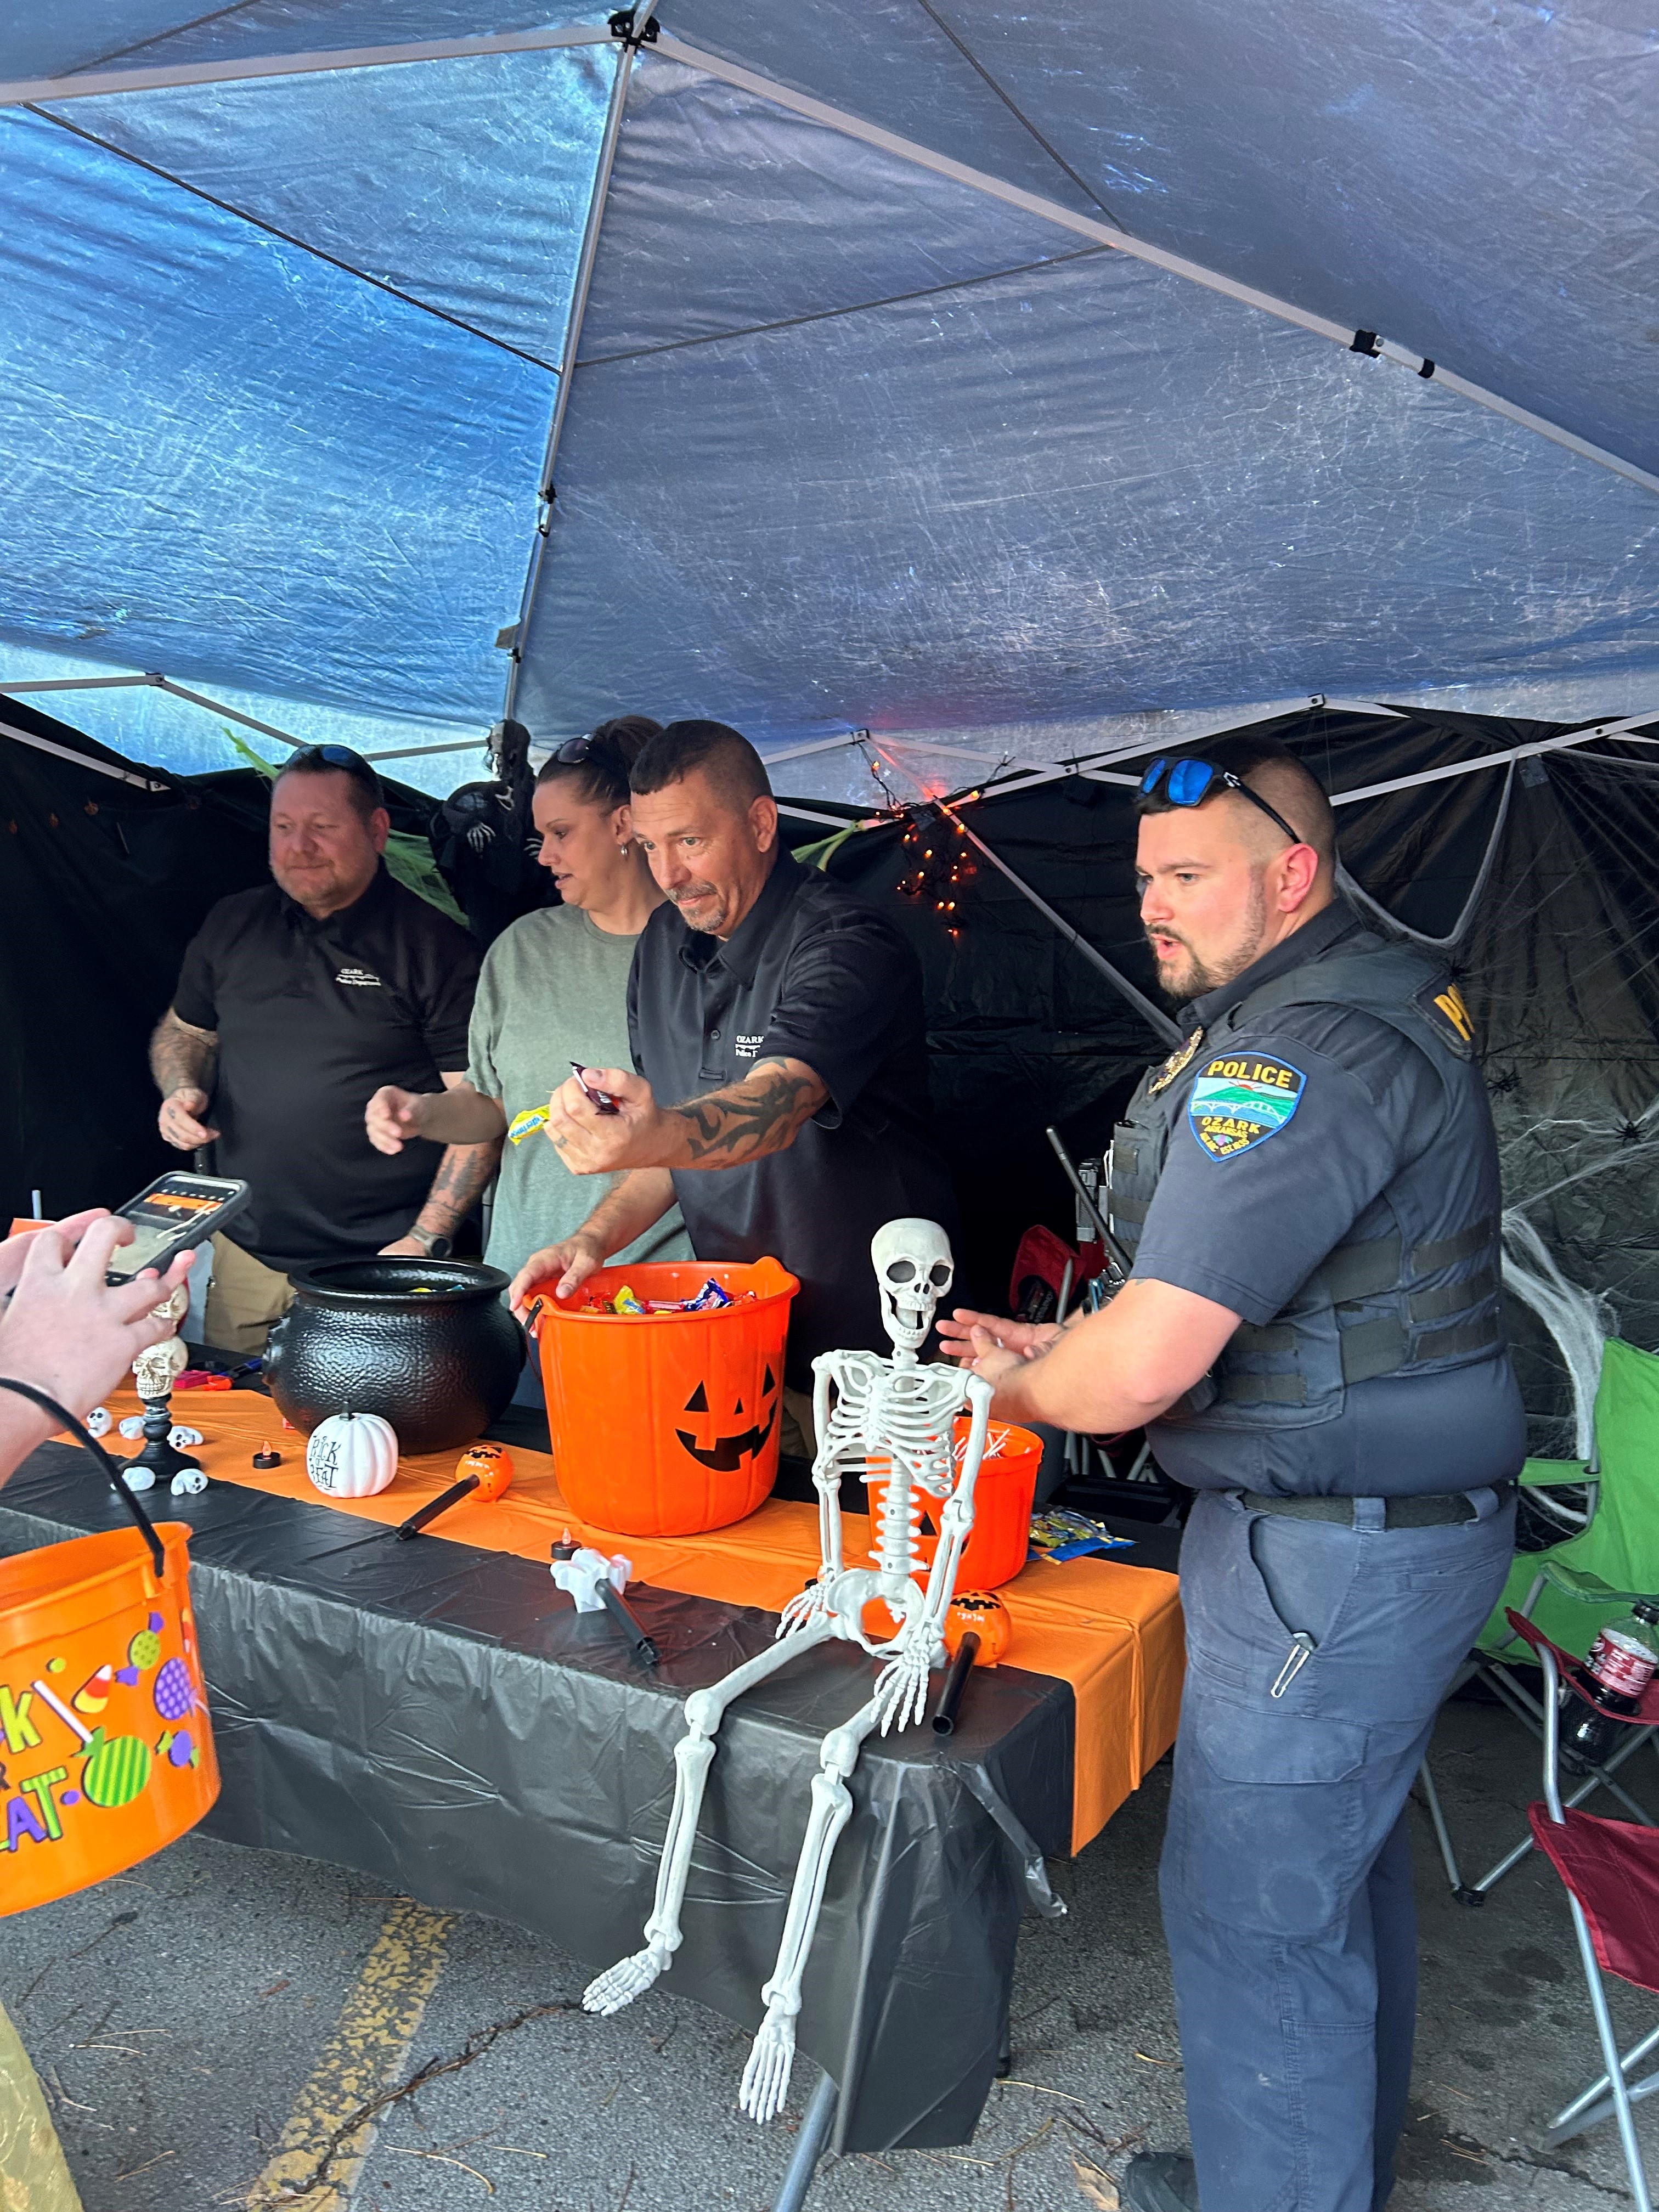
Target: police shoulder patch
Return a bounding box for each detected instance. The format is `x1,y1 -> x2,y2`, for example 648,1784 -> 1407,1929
1188,1052 -> 1306,1160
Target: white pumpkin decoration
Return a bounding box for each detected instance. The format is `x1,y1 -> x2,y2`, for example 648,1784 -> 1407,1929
306,1411 -> 398,1498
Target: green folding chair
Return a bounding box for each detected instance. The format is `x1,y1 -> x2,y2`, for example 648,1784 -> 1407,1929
1419,1339 -> 1659,1905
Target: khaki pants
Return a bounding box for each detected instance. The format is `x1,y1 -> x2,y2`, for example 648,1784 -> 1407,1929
780,1385 -> 819,1463
202,1233 -> 294,1358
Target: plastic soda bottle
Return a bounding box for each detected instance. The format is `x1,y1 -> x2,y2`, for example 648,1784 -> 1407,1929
1563,1600 -> 1659,1770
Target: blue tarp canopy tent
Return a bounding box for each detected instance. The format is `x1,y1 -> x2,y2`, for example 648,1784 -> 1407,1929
4,3 -> 1659,1449
1,1 -> 1655,800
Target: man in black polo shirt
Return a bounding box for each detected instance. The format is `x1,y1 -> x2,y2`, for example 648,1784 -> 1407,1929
506,720 -> 954,1449
150,746 -> 489,1355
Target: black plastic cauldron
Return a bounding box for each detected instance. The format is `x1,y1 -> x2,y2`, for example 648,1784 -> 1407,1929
264,1259 -> 525,1454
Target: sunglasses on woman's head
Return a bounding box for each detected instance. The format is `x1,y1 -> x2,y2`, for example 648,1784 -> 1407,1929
553,731 -> 619,766
1139,757 -> 1302,846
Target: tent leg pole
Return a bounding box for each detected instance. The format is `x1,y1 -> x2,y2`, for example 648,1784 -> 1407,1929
771,2070 -> 838,2212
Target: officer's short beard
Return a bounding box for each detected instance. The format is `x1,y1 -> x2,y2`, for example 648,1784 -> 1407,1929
1150,871 -> 1270,1001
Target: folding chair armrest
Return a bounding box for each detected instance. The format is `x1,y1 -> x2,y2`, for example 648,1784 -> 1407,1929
1519,1457 -> 1593,1489
1542,1561 -> 1654,1607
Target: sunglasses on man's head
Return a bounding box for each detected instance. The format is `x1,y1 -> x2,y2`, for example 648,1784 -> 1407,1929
287,743 -> 384,799
1139,757 -> 1302,846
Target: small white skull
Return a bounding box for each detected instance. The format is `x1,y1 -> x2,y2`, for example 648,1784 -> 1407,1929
168,1425 -> 204,1450
871,1218 -> 955,1356
85,1406 -> 112,1438
170,1468 -> 208,1496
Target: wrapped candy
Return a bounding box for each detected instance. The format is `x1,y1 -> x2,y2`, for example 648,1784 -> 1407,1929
612,1284 -> 647,1316
681,1277 -> 733,1312
507,1103 -> 551,1146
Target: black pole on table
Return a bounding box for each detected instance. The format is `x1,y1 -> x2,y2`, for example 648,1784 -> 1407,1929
931,1633 -> 981,1735
599,1579 -> 659,1667
395,1472 -> 479,1540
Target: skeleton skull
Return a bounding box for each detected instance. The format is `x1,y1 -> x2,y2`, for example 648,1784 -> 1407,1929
871,1218 -> 954,1355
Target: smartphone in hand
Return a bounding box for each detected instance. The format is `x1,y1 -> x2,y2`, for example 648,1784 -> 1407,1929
104,1172 -> 251,1285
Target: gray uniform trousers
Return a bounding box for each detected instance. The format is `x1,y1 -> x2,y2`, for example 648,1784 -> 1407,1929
1160,1486 -> 1515,2212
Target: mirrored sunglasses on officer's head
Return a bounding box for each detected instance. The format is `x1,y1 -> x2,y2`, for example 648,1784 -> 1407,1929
1139,757 -> 1303,845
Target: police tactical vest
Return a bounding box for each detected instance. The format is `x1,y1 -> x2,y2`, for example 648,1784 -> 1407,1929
1108,928 -> 1506,1481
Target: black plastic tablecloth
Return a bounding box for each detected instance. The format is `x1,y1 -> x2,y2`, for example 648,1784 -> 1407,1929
0,1444 -> 1074,2152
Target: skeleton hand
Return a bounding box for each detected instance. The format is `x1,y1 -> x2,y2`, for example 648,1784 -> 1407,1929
739,2010 -> 798,2124
583,1944 -> 668,2016
872,1644 -> 933,1736
464,822 -> 495,851
776,1579 -> 832,1641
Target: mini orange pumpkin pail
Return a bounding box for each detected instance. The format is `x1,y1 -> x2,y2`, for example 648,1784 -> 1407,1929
0,1514 -> 218,1916
533,1259 -> 798,1536
866,1419 -> 1043,1592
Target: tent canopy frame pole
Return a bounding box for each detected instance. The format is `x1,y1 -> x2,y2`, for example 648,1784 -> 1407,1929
0,24 -> 613,106
933,796 -> 1182,1046
652,32 -> 1659,501
504,5 -> 656,724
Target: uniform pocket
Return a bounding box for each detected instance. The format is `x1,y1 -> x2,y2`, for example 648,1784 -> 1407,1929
1167,1693 -> 1373,1939
1193,1696 -> 1367,1785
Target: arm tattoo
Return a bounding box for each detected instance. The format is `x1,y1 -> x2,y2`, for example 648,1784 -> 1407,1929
150,1009 -> 218,1096
669,1058 -> 826,1167
415,1140 -> 501,1235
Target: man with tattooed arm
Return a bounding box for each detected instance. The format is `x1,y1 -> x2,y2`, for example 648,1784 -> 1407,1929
507,719 -> 953,1455
150,746 -> 488,1355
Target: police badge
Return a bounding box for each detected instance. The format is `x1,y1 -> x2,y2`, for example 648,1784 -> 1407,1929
1148,1028 -> 1205,1097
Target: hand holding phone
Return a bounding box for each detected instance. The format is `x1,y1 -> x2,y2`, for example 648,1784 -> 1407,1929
103,1172 -> 252,1285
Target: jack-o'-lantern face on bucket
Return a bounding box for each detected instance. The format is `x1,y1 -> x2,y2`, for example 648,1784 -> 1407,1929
675,1365 -> 780,1472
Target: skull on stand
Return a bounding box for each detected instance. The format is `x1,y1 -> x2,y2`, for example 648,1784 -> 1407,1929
582,1220 -> 992,2123
127,1284 -> 207,1496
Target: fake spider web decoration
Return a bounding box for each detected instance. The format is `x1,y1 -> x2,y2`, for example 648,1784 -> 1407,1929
1342,741 -> 1659,1459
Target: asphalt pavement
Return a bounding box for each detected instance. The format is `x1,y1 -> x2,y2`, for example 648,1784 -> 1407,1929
2,1686 -> 1652,2211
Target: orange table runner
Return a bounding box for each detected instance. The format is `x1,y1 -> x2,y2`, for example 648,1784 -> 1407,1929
82,1385 -> 1184,1852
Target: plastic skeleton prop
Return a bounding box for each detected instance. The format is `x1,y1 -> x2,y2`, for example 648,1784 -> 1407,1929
584,1219 -> 991,2122
127,1284 -> 207,1496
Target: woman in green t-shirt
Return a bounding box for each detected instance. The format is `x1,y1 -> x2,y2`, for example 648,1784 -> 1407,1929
365,720 -> 691,1390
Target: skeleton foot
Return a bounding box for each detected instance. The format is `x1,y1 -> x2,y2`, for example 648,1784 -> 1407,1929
738,2007 -> 797,2124
872,1649 -> 932,1736
582,1944 -> 668,2017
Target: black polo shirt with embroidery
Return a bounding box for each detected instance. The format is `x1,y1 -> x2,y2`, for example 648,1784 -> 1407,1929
627,850 -> 956,1386
172,865 -> 480,1273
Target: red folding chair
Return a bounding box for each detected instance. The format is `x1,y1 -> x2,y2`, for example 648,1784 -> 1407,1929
1512,1607 -> 1659,2211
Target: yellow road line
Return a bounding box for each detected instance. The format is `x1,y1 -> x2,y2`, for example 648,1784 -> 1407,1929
246,1897 -> 456,2211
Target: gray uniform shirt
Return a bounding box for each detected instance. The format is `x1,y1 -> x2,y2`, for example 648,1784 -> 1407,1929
466,904 -> 689,1285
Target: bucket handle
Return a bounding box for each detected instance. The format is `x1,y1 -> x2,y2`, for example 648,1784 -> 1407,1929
0,1379 -> 168,1578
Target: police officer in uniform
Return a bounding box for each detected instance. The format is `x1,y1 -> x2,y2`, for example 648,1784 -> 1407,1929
942,735 -> 1522,2212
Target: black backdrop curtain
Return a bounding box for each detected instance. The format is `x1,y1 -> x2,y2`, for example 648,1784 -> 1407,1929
7,701 -> 1654,1454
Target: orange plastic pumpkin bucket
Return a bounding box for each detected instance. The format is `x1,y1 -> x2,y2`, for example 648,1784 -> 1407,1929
533,1259 -> 798,1536
866,1418 -> 1043,1592
0,1518 -> 218,1916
